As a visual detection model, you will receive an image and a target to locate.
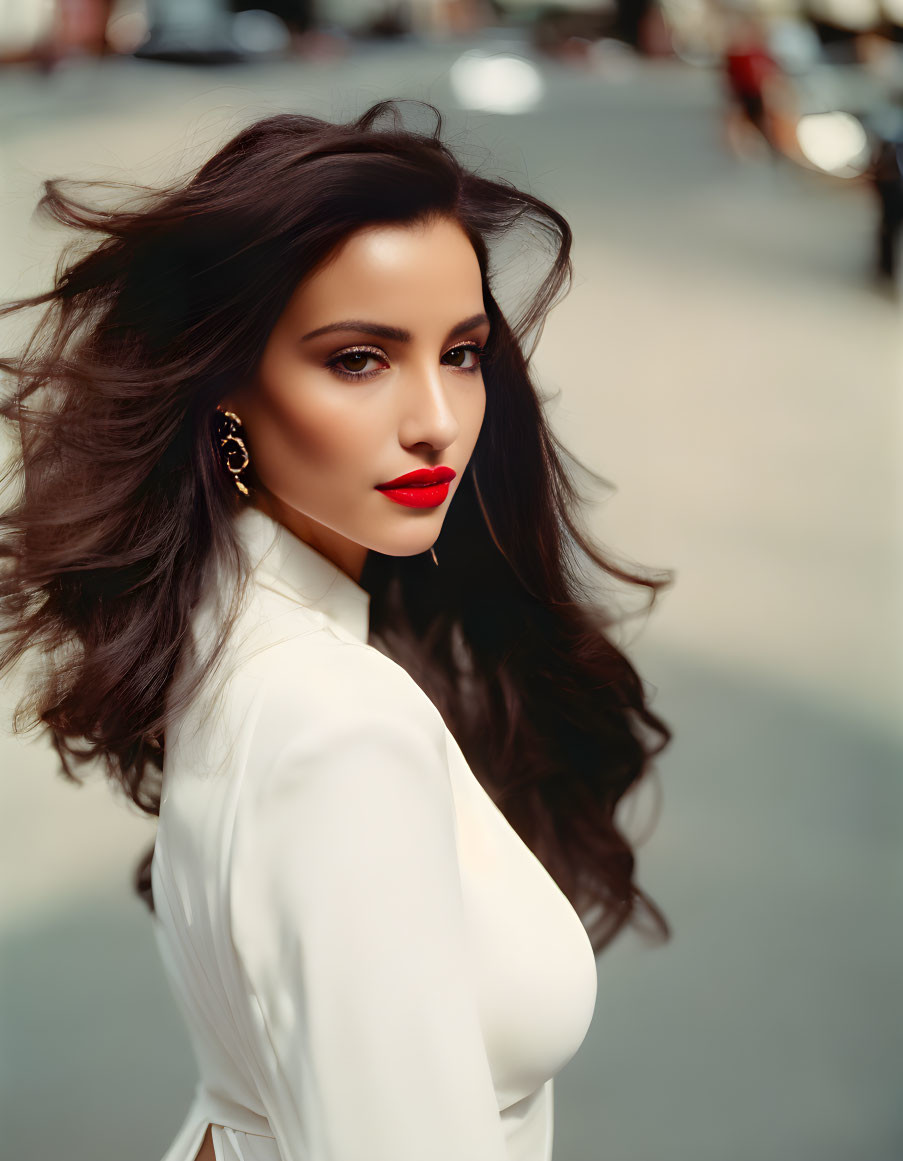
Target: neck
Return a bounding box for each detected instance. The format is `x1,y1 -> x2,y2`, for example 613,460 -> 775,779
249,493 -> 368,586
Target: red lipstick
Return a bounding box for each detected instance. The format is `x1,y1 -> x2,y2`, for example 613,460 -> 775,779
375,466 -> 456,509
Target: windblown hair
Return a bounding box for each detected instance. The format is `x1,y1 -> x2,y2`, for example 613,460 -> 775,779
0,100 -> 674,954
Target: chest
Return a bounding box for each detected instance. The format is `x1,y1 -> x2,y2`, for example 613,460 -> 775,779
442,730 -> 598,1109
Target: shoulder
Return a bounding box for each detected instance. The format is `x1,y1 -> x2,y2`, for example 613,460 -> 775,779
228,627 -> 448,782
224,632 -> 457,853
244,624 -> 435,712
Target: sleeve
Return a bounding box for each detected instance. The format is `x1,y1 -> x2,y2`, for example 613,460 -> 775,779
228,649 -> 509,1161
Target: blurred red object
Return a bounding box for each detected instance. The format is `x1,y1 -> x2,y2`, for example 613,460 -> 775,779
725,41 -> 777,100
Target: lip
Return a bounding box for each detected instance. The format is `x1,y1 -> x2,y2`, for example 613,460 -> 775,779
376,481 -> 451,509
375,466 -> 456,489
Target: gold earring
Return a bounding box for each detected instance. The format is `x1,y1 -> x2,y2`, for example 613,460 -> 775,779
430,545 -> 439,567
215,407 -> 250,496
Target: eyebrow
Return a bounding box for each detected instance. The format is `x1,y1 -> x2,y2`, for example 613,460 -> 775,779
301,313 -> 490,344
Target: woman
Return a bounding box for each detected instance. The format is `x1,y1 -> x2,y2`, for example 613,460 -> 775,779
0,100 -> 673,1161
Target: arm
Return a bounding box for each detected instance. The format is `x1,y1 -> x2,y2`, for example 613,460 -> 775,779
228,651 -> 509,1161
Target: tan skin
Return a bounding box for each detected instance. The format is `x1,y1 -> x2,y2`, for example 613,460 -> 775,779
221,214 -> 490,586
196,1126 -> 216,1161
196,216 -> 488,1160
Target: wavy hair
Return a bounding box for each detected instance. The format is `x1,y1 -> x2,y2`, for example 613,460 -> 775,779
0,100 -> 674,954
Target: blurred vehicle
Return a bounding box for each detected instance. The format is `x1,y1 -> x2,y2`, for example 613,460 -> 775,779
0,0 -> 116,68
772,45 -> 891,174
753,25 -> 903,285
511,0 -> 669,55
134,0 -> 246,63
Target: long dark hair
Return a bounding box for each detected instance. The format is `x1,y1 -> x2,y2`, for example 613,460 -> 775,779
0,100 -> 674,955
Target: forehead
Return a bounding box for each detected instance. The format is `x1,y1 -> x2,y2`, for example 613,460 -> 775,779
282,217 -> 484,328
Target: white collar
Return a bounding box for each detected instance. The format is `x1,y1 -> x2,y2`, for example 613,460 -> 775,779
233,506 -> 371,646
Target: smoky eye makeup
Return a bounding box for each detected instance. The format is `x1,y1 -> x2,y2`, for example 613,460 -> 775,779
325,340 -> 488,382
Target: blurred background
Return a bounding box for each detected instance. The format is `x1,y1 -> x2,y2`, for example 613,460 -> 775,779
0,2 -> 901,1160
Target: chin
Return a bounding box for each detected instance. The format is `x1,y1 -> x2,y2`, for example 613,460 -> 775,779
365,521 -> 444,559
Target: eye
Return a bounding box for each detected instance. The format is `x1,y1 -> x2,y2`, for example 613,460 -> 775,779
326,346 -> 388,381
338,352 -> 374,373
325,340 -> 487,382
442,343 -> 485,372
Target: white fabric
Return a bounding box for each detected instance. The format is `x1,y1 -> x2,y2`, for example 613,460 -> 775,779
152,505 -> 598,1161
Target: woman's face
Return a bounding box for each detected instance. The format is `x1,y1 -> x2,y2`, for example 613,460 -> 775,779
226,215 -> 489,583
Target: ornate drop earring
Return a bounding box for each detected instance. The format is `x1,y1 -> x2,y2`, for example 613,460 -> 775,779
214,407 -> 251,496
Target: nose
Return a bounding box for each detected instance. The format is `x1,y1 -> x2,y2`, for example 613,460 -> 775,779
397,358 -> 461,453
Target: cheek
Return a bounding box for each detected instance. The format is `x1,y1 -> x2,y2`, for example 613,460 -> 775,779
251,386 -> 379,496
468,381 -> 488,440
251,348 -> 340,458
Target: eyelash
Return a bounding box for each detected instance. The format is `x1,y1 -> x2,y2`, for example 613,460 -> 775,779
325,342 -> 488,382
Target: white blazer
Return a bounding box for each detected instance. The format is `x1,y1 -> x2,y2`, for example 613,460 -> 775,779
152,504 -> 597,1161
